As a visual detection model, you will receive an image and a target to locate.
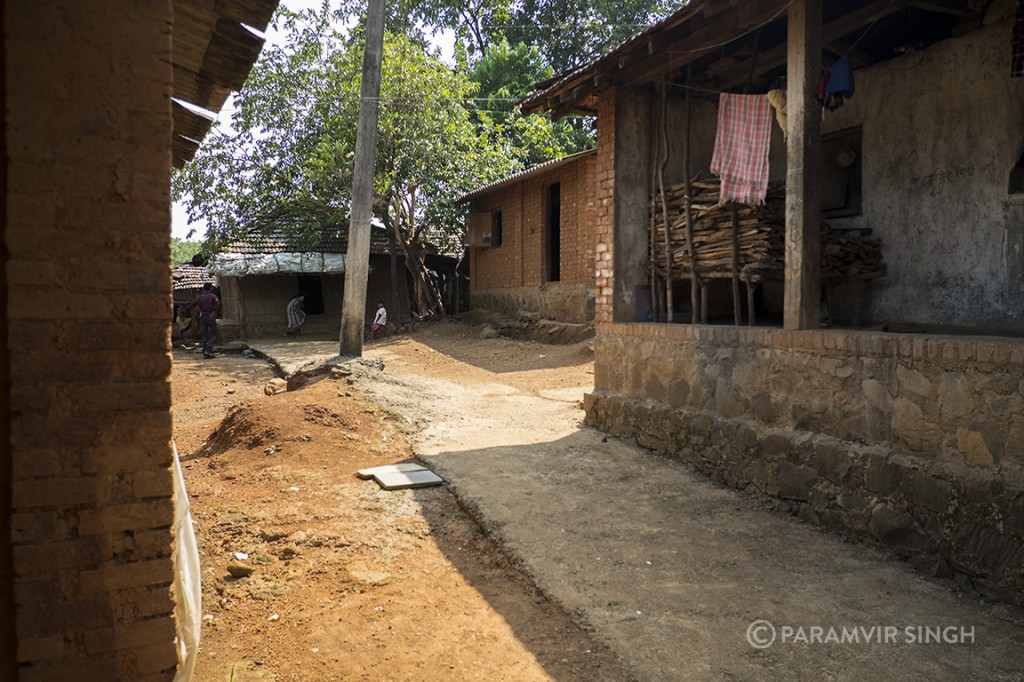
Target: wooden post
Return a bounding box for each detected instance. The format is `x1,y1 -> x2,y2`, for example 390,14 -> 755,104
784,0 -> 822,330
728,202 -> 742,325
340,0 -> 386,356
657,84 -> 673,322
682,65 -> 700,324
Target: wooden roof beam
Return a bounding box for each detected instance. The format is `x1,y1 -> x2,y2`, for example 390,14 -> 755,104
619,0 -> 791,87
909,0 -> 974,16
714,0 -> 909,91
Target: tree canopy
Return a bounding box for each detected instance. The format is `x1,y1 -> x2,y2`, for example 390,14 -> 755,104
173,0 -> 679,313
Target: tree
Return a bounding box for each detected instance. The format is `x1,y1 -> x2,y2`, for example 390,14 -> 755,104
172,7 -> 516,315
171,238 -> 202,265
468,39 -> 593,167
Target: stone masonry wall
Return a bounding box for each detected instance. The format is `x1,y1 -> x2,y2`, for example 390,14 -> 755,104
5,2 -> 178,680
587,323 -> 1024,603
470,284 -> 594,323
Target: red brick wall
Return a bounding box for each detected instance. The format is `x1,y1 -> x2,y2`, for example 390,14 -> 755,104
5,2 -> 178,679
594,90 -> 617,324
469,154 -> 597,293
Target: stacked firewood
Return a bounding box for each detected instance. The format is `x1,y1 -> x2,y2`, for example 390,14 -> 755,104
648,178 -> 886,284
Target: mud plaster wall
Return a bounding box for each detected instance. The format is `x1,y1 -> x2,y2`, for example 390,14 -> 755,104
469,155 -> 597,322
815,22 -> 1024,331
588,323 -> 1024,602
5,1 -> 178,679
222,257 -> 409,337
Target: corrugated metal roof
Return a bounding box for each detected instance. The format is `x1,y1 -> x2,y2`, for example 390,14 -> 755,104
459,149 -> 597,202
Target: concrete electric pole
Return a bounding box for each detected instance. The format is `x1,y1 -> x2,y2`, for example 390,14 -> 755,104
339,0 -> 387,356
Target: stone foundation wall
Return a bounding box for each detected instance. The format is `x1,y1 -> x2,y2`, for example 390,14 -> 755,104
588,323 -> 1024,603
471,284 -> 595,323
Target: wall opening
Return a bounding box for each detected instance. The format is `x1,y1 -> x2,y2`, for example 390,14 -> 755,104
821,127 -> 862,218
297,275 -> 325,315
491,209 -> 503,248
546,182 -> 561,282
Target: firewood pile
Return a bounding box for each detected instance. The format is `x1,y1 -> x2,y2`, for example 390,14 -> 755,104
648,178 -> 886,285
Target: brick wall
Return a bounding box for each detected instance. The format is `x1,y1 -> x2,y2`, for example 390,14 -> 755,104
5,2 -> 178,679
469,154 -> 598,321
588,322 -> 1024,603
594,90 -> 616,324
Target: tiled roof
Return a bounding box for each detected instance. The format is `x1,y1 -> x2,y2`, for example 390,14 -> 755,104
221,224 -> 393,256
171,263 -> 218,291
459,149 -> 596,202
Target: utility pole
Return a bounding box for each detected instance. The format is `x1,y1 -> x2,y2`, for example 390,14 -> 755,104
340,0 -> 387,356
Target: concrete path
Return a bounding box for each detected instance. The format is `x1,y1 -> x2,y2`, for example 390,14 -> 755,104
259,334 -> 1024,681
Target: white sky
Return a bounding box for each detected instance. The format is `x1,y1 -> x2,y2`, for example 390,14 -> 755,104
172,0 -> 456,241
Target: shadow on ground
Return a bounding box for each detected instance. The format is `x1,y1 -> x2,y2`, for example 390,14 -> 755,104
414,429 -> 1024,681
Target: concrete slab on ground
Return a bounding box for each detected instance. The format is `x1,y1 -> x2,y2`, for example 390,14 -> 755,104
357,462 -> 428,479
246,335 -> 369,378
373,469 -> 444,490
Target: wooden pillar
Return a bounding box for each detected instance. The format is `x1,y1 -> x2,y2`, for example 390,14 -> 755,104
784,0 -> 822,330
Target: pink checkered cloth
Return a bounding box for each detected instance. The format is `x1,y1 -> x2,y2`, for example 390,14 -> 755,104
710,93 -> 773,205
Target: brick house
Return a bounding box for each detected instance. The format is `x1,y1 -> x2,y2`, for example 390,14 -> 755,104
3,1 -> 279,678
463,149 -> 598,322
208,225 -> 411,338
522,0 -> 1024,602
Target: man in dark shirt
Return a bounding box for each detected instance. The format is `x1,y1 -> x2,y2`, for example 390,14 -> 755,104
191,283 -> 221,358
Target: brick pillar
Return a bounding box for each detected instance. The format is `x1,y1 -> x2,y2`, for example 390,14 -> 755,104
5,2 -> 178,680
594,90 -> 617,325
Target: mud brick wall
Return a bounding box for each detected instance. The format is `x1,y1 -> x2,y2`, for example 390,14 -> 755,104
587,323 -> 1024,604
5,2 -> 178,679
469,155 -> 597,322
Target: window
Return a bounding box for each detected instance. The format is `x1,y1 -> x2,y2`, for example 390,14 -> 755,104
491,210 -> 503,248
821,127 -> 862,218
546,183 -> 561,282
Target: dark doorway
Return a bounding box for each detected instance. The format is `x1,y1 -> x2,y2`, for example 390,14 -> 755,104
546,182 -> 561,282
297,275 -> 325,315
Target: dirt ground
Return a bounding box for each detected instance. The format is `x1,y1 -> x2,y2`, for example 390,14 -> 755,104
174,320 -> 1024,681
170,328 -> 624,682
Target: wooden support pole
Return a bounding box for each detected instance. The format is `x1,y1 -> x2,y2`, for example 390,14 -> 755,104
340,0 -> 387,356
649,134 -> 659,322
657,84 -> 673,322
682,65 -> 700,324
784,0 -> 822,330
746,280 -> 757,326
728,202 -> 742,325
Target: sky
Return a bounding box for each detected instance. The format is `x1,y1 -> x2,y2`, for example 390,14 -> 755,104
172,0 -> 455,241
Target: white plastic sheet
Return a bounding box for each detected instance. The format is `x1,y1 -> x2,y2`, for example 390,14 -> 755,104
172,443 -> 202,682
208,252 -> 347,276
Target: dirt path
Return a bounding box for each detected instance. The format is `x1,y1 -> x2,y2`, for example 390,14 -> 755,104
354,322 -> 1024,681
171,346 -> 626,682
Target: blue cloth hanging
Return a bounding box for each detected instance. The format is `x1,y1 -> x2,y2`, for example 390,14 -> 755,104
826,53 -> 855,98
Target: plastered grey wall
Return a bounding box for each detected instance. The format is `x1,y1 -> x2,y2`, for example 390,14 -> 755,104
823,21 -> 1024,332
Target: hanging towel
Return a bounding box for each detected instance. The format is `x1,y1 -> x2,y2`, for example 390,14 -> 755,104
710,93 -> 773,205
1013,0 -> 1024,77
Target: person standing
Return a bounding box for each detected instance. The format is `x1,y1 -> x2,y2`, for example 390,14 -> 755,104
370,300 -> 387,339
191,283 -> 220,358
286,294 -> 306,336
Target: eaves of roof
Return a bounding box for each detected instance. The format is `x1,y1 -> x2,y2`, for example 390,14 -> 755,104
459,149 -> 597,203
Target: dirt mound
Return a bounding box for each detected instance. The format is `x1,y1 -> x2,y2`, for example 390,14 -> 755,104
201,403 -> 280,454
